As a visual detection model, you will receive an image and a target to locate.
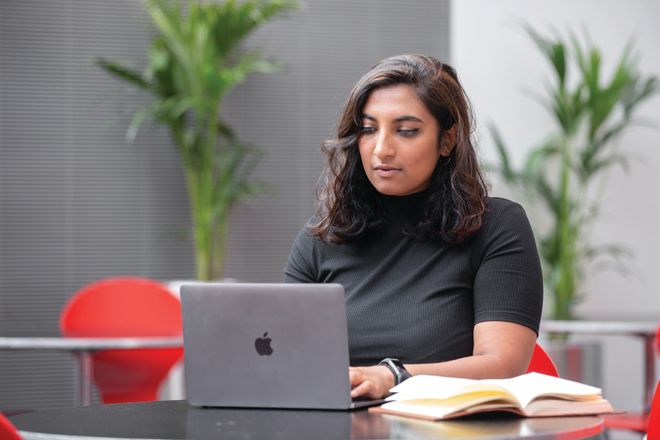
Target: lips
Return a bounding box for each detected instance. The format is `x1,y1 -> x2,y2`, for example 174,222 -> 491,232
373,164 -> 401,177
374,164 -> 400,171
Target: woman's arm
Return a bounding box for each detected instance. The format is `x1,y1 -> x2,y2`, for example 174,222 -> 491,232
284,224 -> 318,283
350,320 -> 537,399
351,201 -> 542,399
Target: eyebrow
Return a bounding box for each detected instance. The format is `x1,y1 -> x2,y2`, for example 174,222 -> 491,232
361,113 -> 424,123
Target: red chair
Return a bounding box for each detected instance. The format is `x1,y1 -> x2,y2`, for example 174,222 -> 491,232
526,343 -> 560,377
647,380 -> 660,440
0,412 -> 22,440
600,323 -> 660,437
60,277 -> 183,403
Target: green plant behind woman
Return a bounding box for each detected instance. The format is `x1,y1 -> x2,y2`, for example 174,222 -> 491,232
97,0 -> 296,281
491,27 -> 657,320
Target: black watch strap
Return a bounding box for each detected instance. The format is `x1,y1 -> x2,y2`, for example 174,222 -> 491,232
379,358 -> 412,385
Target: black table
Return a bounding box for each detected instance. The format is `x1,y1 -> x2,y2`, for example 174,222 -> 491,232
8,400 -> 605,439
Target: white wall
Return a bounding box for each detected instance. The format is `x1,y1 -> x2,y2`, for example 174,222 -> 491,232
452,0 -> 660,417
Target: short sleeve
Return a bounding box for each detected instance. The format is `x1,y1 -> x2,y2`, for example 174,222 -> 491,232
472,199 -> 543,334
284,224 -> 319,283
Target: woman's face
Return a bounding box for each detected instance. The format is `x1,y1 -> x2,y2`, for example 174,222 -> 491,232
358,84 -> 449,196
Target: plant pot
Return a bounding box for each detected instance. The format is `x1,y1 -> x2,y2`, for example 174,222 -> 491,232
541,339 -> 602,387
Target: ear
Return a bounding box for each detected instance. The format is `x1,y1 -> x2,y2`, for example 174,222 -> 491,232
440,125 -> 457,157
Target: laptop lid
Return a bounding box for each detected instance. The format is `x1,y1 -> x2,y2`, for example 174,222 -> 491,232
181,283 -> 358,410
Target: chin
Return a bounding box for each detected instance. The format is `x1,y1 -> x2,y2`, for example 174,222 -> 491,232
368,178 -> 417,197
379,190 -> 403,196
372,185 -> 407,196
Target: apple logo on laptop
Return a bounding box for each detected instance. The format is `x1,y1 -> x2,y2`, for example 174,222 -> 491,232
254,332 -> 273,356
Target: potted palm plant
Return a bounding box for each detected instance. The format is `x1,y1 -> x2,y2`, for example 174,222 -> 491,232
97,0 -> 296,281
491,27 -> 657,322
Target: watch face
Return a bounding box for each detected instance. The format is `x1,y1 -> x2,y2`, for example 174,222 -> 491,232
391,359 -> 411,383
381,358 -> 410,385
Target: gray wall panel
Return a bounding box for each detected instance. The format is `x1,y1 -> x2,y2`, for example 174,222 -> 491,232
1,0 -> 449,410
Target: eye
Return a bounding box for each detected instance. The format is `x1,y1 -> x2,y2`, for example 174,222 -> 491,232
398,128 -> 419,137
360,126 -> 376,135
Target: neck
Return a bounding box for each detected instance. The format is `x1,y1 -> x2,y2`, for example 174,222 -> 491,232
378,190 -> 428,218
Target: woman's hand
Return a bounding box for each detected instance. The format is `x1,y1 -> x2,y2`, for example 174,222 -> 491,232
349,365 -> 395,399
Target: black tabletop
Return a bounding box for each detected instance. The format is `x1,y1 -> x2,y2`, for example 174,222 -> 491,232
9,400 -> 604,440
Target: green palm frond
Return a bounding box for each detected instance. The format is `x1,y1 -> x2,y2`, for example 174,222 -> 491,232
490,25 -> 658,320
97,0 -> 297,280
96,58 -> 149,89
488,125 -> 517,184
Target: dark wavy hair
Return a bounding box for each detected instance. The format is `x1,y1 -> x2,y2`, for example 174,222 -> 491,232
311,54 -> 488,244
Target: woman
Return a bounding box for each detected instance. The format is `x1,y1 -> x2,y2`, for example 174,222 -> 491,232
285,54 -> 543,399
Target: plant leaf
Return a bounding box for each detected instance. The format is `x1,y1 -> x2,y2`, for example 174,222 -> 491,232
96,58 -> 149,89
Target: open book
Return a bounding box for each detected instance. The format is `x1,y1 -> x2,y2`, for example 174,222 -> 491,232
370,372 -> 615,421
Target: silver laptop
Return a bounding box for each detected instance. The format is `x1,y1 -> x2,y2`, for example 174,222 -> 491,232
180,282 -> 382,410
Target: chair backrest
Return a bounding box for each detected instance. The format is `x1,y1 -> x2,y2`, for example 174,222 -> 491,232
0,412 -> 22,440
650,324 -> 660,439
60,277 -> 183,403
526,343 -> 560,377
647,381 -> 660,440
60,277 -> 182,337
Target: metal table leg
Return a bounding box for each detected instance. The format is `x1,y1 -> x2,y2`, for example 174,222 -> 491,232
77,351 -> 93,406
643,334 -> 656,413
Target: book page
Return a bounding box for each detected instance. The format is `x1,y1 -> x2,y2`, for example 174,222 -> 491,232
387,375 -> 515,402
381,393 -> 520,419
388,373 -> 603,409
523,397 -> 614,417
484,373 -> 602,408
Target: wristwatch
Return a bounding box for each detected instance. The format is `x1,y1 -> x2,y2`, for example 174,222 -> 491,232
379,358 -> 412,385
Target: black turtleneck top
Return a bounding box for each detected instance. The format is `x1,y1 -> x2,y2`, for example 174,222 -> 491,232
284,195 -> 543,366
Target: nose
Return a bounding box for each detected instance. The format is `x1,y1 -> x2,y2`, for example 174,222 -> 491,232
373,130 -> 395,160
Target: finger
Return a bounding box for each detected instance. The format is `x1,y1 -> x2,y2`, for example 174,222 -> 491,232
351,380 -> 373,399
349,368 -> 364,386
